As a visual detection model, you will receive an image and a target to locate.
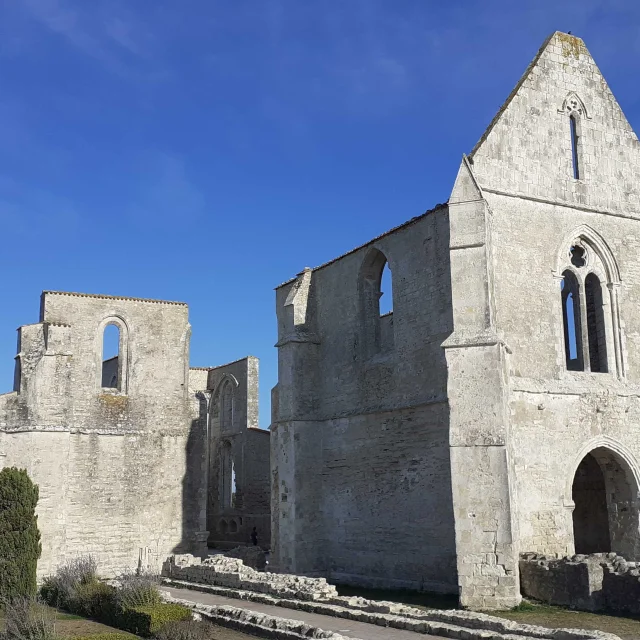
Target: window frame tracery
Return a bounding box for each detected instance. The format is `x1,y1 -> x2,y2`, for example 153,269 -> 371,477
555,228 -> 623,378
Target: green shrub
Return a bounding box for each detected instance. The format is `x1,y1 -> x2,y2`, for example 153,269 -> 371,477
116,574 -> 161,610
2,597 -> 57,640
69,635 -> 137,640
39,557 -> 98,611
153,619 -> 215,640
0,468 -> 42,600
118,604 -> 192,637
70,581 -> 118,621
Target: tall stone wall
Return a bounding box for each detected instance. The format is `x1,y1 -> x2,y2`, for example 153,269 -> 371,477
206,357 -> 270,550
271,32 -> 640,610
271,207 -> 459,594
0,292 -> 204,577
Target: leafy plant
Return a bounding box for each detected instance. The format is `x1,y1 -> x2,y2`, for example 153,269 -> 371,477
39,556 -> 98,611
70,581 -> 118,620
116,573 -> 162,610
2,597 -> 57,640
154,619 -> 215,640
71,636 -> 137,640
119,604 -> 192,637
0,468 -> 42,600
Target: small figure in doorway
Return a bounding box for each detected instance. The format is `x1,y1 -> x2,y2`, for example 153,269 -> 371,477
250,526 -> 258,546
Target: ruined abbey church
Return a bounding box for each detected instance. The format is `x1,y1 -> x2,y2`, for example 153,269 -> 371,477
2,32 -> 640,611
269,32 -> 640,609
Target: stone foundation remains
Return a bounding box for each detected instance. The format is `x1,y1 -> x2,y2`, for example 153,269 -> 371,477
520,552 -> 640,615
162,555 -> 339,601
224,546 -> 267,571
162,554 -> 619,640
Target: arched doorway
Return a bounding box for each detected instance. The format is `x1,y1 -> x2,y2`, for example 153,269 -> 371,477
572,447 -> 640,559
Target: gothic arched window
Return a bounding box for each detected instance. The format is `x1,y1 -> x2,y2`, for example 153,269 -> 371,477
557,229 -> 622,376
98,317 -> 128,392
220,380 -> 234,430
359,248 -> 394,357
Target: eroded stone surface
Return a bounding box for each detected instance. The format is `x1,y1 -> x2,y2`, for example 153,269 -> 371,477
225,546 -> 267,571
0,292 -> 269,578
162,580 -> 621,640
520,552 -> 640,615
163,554 -> 339,601
270,30 -> 640,611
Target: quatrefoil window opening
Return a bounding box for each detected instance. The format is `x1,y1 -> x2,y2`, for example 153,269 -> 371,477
566,98 -> 583,116
570,245 -> 587,268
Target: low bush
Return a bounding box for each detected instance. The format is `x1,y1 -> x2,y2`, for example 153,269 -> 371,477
119,604 -> 192,637
69,635 -> 137,640
39,561 -> 188,639
70,581 -> 118,621
40,557 -> 98,611
2,597 -> 57,640
116,574 -> 161,610
154,619 -> 215,640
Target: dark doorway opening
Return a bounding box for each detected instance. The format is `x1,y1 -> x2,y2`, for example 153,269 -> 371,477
572,447 -> 640,559
572,453 -> 611,554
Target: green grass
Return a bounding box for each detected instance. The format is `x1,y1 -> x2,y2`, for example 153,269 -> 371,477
492,600 -> 640,640
332,586 -> 640,640
0,604 -> 138,638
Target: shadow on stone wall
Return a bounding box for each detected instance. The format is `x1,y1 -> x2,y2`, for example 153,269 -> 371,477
172,393 -> 208,556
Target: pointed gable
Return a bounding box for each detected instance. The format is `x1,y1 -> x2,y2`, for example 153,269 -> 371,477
469,32 -> 640,216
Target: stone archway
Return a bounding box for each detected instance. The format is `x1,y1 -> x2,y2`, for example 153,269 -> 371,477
571,446 -> 640,559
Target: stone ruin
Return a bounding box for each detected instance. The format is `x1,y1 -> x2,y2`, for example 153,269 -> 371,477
224,546 -> 267,571
162,554 -> 339,601
162,554 -> 618,640
520,552 -> 640,615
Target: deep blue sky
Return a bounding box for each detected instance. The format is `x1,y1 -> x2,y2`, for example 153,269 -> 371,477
1,1 -> 639,427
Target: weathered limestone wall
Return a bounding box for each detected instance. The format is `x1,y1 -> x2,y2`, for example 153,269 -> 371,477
486,193 -> 640,559
471,33 -> 640,567
163,554 -> 339,601
0,291 -> 208,577
272,208 -> 459,593
206,357 -> 270,549
162,554 -> 617,640
444,158 -> 518,610
471,33 -> 640,218
520,553 -> 640,616
271,32 -> 640,610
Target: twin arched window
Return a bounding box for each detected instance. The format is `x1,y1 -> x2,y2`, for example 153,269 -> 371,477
559,234 -> 622,376
561,268 -> 606,372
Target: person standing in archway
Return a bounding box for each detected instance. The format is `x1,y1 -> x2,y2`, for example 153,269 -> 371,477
250,527 -> 258,546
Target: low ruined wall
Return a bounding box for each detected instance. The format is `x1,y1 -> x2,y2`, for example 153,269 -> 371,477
602,562 -> 640,615
162,577 -> 620,640
520,552 -> 640,615
162,554 -> 338,601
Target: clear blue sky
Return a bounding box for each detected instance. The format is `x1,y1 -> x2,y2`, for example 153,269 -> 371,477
1,1 -> 639,427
